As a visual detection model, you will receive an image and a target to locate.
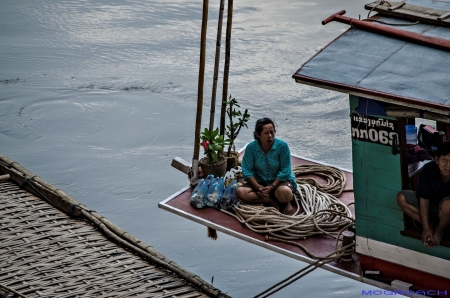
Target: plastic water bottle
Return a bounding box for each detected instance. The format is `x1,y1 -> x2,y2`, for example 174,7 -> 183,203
190,179 -> 208,209
405,125 -> 417,145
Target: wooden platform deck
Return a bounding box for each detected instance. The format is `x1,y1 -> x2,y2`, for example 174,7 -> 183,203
159,155 -> 362,282
0,154 -> 228,298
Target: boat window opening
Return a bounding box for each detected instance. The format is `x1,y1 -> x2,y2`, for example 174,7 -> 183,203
407,118 -> 437,190
400,118 -> 450,247
415,118 -> 436,130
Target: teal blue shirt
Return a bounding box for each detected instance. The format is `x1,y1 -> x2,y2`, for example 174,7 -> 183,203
241,138 -> 297,188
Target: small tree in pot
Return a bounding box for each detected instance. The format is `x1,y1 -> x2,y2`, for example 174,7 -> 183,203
224,95 -> 250,170
199,127 -> 229,177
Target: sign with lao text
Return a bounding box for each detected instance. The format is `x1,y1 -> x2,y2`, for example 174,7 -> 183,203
351,113 -> 398,146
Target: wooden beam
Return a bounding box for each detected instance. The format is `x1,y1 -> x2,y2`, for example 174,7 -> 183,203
171,157 -> 191,175
388,1 -> 405,11
365,1 -> 450,27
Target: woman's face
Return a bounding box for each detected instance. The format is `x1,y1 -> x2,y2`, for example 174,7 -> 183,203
258,124 -> 275,145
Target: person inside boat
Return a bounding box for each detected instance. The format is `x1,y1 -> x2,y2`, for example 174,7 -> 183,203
397,141 -> 450,248
236,118 -> 298,215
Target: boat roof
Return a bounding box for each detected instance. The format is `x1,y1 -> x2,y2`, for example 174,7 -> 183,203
293,0 -> 450,115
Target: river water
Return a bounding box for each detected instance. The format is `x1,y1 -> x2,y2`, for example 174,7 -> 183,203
1,0 -> 392,297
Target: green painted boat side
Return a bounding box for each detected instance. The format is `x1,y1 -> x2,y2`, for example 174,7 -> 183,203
349,95 -> 450,262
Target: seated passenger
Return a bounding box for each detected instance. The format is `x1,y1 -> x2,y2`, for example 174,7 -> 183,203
236,118 -> 298,215
397,141 -> 450,247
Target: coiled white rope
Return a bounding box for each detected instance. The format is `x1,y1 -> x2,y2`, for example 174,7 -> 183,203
221,164 -> 354,241
222,183 -> 353,240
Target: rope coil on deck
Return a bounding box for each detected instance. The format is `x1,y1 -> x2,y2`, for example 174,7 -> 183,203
221,164 -> 355,262
293,164 -> 347,197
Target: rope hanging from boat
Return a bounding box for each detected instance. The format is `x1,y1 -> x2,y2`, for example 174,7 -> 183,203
253,238 -> 355,298
221,164 -> 357,298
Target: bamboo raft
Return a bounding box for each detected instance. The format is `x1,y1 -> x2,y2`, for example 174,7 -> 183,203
0,154 -> 229,298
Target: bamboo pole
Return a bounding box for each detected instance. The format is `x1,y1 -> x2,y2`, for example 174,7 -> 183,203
220,0 -> 234,135
209,0 -> 225,132
192,0 -> 210,182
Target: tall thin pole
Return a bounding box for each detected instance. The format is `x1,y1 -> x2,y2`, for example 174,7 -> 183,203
209,0 -> 225,132
220,0 -> 233,135
192,0 -> 209,182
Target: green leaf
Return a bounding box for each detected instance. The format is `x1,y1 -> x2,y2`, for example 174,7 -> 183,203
211,128 -> 219,138
211,151 -> 217,161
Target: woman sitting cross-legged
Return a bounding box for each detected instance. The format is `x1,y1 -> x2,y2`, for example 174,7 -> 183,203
236,118 -> 298,215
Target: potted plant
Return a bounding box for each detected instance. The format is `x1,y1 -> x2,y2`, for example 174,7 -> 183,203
199,127 -> 229,177
224,95 -> 250,170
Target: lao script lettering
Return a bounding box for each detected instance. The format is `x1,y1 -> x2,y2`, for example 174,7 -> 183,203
351,114 -> 398,146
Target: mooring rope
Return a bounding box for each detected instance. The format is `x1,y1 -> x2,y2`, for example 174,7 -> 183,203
265,222 -> 355,260
253,240 -> 355,298
221,164 -> 356,297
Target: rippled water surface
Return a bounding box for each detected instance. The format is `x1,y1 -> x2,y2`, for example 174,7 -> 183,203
1,0 -> 390,296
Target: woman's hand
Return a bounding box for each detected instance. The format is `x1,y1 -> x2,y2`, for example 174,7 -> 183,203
257,185 -> 273,198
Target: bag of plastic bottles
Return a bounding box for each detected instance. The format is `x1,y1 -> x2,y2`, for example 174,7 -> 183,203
190,179 -> 209,209
204,174 -> 215,187
206,177 -> 225,208
219,180 -> 238,210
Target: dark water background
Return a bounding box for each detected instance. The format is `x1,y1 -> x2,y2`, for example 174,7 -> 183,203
0,0 -> 395,296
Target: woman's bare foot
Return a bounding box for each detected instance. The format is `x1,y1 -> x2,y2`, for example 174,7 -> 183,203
283,201 -> 294,215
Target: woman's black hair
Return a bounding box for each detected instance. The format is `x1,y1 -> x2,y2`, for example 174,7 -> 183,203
253,118 -> 276,139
